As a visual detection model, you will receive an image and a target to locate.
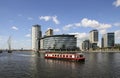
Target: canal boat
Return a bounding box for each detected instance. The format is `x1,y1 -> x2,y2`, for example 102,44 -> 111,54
44,52 -> 85,62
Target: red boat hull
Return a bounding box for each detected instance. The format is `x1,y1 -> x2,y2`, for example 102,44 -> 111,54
44,52 -> 85,62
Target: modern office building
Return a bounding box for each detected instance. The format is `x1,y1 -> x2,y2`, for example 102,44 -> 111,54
89,29 -> 98,43
32,25 -> 42,51
82,40 -> 90,51
45,29 -> 53,36
101,37 -> 104,48
102,32 -> 114,48
40,35 -> 77,50
89,29 -> 98,49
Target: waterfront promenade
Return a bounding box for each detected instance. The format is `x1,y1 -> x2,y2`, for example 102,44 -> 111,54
0,49 -> 120,53
39,49 -> 120,53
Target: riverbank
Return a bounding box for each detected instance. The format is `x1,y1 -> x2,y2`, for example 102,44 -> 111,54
1,50 -> 120,53
39,50 -> 120,53
82,51 -> 120,53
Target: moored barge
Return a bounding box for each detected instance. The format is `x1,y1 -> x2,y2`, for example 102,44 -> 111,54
44,52 -> 85,62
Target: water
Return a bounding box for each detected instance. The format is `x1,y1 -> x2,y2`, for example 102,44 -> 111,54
0,51 -> 120,78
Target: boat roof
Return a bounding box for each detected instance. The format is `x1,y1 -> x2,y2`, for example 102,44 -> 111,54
45,52 -> 83,54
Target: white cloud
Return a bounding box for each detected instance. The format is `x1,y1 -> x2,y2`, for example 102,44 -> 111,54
81,18 -> 99,28
63,18 -> 111,31
39,15 -> 60,24
113,23 -> 120,26
81,18 -> 111,29
52,16 -> 60,24
11,26 -> 18,30
115,30 -> 120,43
98,24 -> 111,29
25,34 -> 31,38
46,28 -> 61,33
54,28 -> 60,32
115,30 -> 120,39
113,0 -> 120,7
75,22 -> 81,27
69,32 -> 88,39
39,16 -> 51,21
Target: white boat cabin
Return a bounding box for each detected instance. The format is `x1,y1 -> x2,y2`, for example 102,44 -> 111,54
45,53 -> 84,58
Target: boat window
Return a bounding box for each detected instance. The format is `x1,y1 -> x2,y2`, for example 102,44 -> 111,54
66,55 -> 68,57
63,55 -> 65,57
60,55 -> 62,57
70,55 -> 72,57
80,55 -> 83,57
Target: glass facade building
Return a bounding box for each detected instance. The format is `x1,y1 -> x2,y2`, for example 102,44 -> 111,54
102,32 -> 114,47
82,40 -> 90,51
40,35 -> 77,50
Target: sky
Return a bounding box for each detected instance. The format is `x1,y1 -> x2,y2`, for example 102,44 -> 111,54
0,0 -> 120,49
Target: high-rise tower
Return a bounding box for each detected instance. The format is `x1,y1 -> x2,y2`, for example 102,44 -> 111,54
89,29 -> 98,49
32,25 -> 42,51
89,29 -> 98,43
102,32 -> 114,47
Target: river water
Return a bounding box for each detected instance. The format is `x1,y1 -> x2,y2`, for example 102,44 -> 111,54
0,51 -> 120,78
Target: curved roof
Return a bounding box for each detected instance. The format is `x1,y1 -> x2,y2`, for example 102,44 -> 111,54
42,34 -> 75,39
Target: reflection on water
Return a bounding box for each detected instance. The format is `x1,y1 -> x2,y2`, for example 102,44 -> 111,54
0,51 -> 120,78
45,59 -> 84,70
